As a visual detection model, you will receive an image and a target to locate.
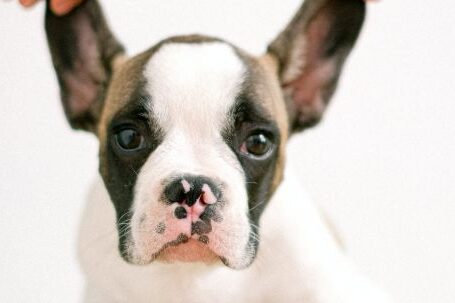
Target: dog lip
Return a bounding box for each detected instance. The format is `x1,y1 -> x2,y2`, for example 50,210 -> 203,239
123,233 -> 254,269
154,237 -> 220,264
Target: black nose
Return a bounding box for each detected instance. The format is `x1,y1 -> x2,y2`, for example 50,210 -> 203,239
163,175 -> 221,206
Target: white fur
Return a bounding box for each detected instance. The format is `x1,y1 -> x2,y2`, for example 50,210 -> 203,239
127,43 -> 253,267
79,168 -> 393,303
145,42 -> 244,132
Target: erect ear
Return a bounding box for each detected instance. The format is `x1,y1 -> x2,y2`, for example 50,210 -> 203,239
45,0 -> 125,132
267,0 -> 366,132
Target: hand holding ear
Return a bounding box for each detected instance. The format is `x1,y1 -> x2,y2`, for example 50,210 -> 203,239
19,0 -> 83,15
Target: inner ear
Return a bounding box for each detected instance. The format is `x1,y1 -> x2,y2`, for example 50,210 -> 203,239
266,0 -> 366,132
45,0 -> 125,132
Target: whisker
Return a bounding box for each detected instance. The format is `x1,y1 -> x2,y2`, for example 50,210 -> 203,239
117,209 -> 134,224
249,200 -> 266,212
129,166 -> 139,177
245,181 -> 258,185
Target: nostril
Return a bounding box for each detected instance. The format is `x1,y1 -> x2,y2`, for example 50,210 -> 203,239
174,206 -> 187,219
164,180 -> 187,204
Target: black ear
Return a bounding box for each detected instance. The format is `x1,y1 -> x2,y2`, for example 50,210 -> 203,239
267,0 -> 366,132
45,0 -> 125,132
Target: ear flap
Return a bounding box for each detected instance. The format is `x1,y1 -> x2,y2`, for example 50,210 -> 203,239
45,0 -> 125,132
267,0 -> 366,132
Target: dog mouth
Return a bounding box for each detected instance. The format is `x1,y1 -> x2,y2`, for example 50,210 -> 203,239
155,236 -> 220,264
120,199 -> 258,268
121,228 -> 257,269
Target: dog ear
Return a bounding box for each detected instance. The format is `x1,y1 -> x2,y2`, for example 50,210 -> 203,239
267,0 -> 366,132
45,0 -> 125,132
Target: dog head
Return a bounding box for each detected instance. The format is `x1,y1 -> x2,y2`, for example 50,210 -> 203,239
45,0 -> 365,269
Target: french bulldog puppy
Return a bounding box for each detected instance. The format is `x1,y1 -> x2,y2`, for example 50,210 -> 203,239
44,0 -> 392,302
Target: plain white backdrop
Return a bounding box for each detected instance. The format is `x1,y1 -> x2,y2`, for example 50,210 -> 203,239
1,0 -> 454,302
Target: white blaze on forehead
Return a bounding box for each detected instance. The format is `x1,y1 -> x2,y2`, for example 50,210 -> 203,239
144,42 -> 246,133
131,42 -> 251,267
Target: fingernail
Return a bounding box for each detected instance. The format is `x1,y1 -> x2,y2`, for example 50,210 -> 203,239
51,0 -> 73,15
20,0 -> 36,7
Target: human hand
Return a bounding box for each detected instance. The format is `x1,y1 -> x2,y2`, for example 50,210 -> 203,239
19,0 -> 83,15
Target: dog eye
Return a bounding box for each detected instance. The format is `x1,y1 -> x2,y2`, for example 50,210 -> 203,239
115,128 -> 145,151
241,133 -> 273,158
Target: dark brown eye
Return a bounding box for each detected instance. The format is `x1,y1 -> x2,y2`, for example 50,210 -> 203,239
115,128 -> 145,151
241,133 -> 273,157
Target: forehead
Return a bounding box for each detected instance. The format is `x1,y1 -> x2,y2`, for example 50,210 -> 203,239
144,42 -> 245,132
99,37 -> 288,139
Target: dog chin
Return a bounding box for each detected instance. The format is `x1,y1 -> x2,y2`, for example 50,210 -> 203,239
122,238 -> 256,270
121,239 -> 222,266
156,239 -> 220,264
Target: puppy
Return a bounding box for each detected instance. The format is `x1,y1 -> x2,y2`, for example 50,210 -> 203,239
44,0 -> 392,302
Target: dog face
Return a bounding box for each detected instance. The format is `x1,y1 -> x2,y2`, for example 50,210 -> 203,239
98,39 -> 287,269
45,0 -> 365,269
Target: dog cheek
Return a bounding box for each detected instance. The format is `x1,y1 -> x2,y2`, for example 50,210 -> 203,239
208,203 -> 253,268
128,202 -> 171,264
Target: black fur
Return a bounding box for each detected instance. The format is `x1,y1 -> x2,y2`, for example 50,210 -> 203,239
223,94 -> 281,255
100,95 -> 164,257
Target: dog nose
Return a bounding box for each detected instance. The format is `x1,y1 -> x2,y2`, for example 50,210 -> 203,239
164,175 -> 220,221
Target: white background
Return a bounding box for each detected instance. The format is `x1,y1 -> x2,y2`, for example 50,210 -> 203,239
1,0 -> 454,302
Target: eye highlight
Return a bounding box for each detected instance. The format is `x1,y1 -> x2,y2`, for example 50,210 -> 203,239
240,132 -> 273,158
114,127 -> 145,152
